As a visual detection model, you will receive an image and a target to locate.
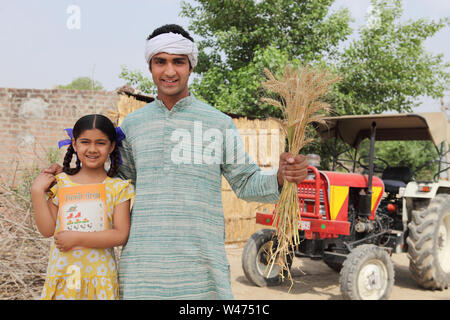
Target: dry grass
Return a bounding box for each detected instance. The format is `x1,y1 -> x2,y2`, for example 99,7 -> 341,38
0,180 -> 50,300
261,65 -> 340,288
0,148 -> 60,300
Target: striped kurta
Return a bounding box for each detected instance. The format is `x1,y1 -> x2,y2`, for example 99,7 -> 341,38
117,95 -> 281,299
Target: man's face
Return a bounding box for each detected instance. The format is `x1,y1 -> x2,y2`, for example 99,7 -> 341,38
150,52 -> 192,105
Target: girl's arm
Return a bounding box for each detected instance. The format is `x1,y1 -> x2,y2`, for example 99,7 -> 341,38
31,173 -> 58,238
54,199 -> 131,251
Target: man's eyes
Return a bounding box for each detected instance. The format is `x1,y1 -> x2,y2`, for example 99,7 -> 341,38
154,59 -> 187,65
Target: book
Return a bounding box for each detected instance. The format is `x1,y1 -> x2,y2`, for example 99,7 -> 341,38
58,184 -> 108,239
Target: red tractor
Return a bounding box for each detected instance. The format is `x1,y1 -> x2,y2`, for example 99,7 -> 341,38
242,112 -> 450,300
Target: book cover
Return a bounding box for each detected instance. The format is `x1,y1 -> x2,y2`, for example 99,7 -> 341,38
58,183 -> 108,235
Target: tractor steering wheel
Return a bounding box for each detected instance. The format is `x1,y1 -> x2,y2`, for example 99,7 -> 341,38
357,156 -> 390,173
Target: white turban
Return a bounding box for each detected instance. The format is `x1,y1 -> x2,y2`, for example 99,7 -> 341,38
145,32 -> 198,68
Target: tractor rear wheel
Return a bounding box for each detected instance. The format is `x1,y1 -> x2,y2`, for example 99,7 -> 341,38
407,194 -> 450,290
339,244 -> 394,300
242,229 -> 292,287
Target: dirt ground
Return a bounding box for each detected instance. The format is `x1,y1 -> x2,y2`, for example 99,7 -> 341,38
226,244 -> 450,300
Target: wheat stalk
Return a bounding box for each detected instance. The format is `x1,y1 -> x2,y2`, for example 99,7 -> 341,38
261,64 -> 340,289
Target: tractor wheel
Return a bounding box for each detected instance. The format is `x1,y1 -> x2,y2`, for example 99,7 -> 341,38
242,229 -> 292,287
339,244 -> 394,300
407,194 -> 450,290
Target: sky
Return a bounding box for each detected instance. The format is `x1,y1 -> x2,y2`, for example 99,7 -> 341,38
0,0 -> 448,113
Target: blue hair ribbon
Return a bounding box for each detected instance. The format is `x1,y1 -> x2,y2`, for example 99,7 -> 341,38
57,128 -> 73,149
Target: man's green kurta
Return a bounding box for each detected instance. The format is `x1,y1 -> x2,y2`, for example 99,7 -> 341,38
117,95 -> 281,299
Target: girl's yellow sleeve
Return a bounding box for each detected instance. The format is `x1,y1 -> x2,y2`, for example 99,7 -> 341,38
114,179 -> 135,206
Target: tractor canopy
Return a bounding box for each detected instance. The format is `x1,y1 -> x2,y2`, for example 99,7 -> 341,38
313,112 -> 450,149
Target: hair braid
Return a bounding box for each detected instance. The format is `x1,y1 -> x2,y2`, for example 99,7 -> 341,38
107,147 -> 120,177
62,145 -> 81,175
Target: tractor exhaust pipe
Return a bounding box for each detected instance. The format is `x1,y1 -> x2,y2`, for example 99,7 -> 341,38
359,121 -> 376,217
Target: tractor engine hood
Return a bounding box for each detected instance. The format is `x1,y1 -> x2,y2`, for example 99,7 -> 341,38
320,171 -> 385,220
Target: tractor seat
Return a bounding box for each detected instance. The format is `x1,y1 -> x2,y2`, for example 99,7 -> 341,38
381,166 -> 413,194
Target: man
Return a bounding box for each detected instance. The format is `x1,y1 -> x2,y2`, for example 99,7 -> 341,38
47,24 -> 308,299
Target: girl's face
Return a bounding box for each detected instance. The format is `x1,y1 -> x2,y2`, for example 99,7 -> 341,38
72,129 -> 115,171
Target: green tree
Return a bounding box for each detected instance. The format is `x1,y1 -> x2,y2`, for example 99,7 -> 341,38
181,0 -> 351,117
191,46 -> 293,117
331,0 -> 449,115
118,65 -> 156,95
358,139 -> 438,181
181,0 -> 352,71
320,0 -> 449,174
181,0 -> 449,118
57,76 -> 104,90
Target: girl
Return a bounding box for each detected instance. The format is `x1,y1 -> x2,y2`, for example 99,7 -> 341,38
31,114 -> 135,300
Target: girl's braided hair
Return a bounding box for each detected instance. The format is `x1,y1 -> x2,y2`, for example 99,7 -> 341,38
63,114 -> 120,177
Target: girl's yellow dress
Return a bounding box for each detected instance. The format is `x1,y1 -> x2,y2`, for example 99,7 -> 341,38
41,172 -> 135,300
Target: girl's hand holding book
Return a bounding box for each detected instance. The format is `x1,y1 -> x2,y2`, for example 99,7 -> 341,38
54,230 -> 79,252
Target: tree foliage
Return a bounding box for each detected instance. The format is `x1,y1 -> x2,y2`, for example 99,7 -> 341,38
57,76 -> 104,91
181,0 -> 351,117
190,46 -> 292,117
332,0 -> 450,115
180,0 -> 449,118
181,0 -> 352,71
359,139 -> 438,181
118,65 -> 156,95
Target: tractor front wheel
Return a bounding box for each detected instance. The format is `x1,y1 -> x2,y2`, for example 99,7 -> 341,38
407,194 -> 450,290
339,244 -> 395,300
242,229 -> 292,287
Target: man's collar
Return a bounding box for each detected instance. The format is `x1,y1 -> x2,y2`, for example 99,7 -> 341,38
155,93 -> 194,112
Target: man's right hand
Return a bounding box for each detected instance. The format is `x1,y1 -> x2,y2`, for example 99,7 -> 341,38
41,163 -> 63,175
41,163 -> 63,189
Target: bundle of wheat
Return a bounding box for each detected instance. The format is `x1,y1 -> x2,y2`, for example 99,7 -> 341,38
261,65 -> 340,288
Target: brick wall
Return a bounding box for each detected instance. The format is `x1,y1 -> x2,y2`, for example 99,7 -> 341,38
0,88 -> 121,185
